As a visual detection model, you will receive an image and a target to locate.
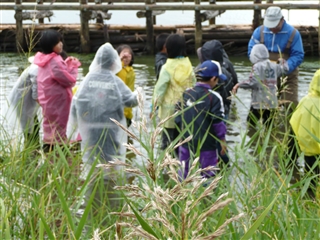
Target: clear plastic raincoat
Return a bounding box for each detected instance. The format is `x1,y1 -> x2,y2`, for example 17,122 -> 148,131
69,43 -> 138,167
6,57 -> 39,135
290,69 -> 320,156
34,52 -> 80,144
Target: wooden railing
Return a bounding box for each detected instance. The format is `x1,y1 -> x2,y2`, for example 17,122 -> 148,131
2,0 -> 320,54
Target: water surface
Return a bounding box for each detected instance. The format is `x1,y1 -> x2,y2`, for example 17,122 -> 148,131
0,53 -> 319,163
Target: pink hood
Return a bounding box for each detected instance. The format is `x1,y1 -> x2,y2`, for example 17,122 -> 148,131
34,52 -> 59,67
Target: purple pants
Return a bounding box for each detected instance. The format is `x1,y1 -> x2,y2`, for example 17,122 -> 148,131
178,146 -> 218,180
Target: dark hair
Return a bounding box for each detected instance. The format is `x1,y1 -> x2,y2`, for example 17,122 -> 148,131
196,76 -> 212,82
116,44 -> 134,66
165,34 -> 187,58
39,30 -> 63,54
156,33 -> 169,52
60,50 -> 68,60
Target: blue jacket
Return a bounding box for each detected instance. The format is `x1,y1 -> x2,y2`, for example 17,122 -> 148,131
175,83 -> 226,151
248,21 -> 304,74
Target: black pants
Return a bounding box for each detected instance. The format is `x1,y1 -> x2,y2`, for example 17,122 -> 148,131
304,155 -> 319,190
247,107 -> 273,127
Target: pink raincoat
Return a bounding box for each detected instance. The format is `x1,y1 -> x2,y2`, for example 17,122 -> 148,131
34,52 -> 80,144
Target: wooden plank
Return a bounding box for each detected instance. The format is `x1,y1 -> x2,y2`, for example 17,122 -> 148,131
1,4 -> 319,11
136,10 -> 165,18
0,0 -> 272,2
200,9 -> 225,22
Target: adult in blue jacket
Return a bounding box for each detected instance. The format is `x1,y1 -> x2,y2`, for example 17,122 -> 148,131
248,6 -> 304,108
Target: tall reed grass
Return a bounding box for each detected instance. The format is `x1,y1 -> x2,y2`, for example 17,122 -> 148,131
1,84 -> 319,239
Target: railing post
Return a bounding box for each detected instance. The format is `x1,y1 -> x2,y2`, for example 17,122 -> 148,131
195,0 -> 202,52
209,0 -> 216,25
37,0 -> 44,24
80,0 -> 91,53
95,0 -> 103,24
252,0 -> 262,30
145,0 -> 154,55
14,0 -> 24,53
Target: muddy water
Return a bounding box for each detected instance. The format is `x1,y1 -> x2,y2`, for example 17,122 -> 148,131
0,53 -> 319,164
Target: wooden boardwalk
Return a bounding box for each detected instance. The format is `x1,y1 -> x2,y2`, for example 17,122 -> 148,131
0,0 -> 319,55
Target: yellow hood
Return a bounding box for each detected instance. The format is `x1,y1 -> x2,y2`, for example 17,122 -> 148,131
308,69 -> 320,97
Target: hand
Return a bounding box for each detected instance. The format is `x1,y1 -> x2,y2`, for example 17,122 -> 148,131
136,86 -> 143,93
66,56 -> 77,62
120,52 -> 132,66
232,83 -> 239,94
277,58 -> 286,65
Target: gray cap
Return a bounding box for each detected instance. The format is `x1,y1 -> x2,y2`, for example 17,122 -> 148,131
263,6 -> 283,28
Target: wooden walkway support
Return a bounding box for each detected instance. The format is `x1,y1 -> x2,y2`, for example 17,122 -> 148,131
80,0 -> 91,53
195,0 -> 202,51
145,0 -> 154,54
14,0 -> 23,53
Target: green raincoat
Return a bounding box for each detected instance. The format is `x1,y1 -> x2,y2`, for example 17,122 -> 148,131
153,57 -> 196,128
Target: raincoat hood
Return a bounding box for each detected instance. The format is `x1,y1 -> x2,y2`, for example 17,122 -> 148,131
201,40 -> 224,64
308,69 -> 320,96
165,57 -> 194,86
155,52 -> 167,66
249,44 -> 269,64
89,42 -> 122,74
34,52 -> 59,67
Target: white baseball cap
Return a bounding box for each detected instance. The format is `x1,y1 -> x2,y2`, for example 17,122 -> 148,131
263,6 -> 283,29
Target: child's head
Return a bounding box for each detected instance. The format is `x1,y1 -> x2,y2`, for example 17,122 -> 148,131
309,69 -> 320,95
116,44 -> 134,66
39,30 -> 63,54
156,33 -> 169,53
90,42 -> 122,74
201,40 -> 224,64
196,60 -> 227,86
165,34 -> 187,58
249,44 -> 269,64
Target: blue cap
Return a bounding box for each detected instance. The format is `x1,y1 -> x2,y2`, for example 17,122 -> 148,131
197,60 -> 227,81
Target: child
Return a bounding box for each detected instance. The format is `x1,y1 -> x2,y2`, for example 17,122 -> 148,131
232,43 -> 288,126
154,33 -> 169,81
199,40 -> 238,119
116,44 -> 135,127
289,69 -> 320,194
175,60 -> 227,179
152,34 -> 196,154
7,56 -> 39,149
34,29 -> 80,152
69,42 -> 139,169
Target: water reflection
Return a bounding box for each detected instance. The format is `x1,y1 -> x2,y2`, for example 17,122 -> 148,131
0,53 -> 319,164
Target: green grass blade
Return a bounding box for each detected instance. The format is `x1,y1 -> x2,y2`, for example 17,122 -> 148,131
122,193 -> 160,239
240,183 -> 283,240
74,183 -> 97,239
37,196 -> 55,240
0,198 -> 11,239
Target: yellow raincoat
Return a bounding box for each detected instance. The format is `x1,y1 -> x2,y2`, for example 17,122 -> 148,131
117,62 -> 136,120
290,69 -> 320,156
153,57 -> 196,128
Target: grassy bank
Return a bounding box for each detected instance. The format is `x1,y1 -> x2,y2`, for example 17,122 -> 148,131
0,96 -> 319,239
